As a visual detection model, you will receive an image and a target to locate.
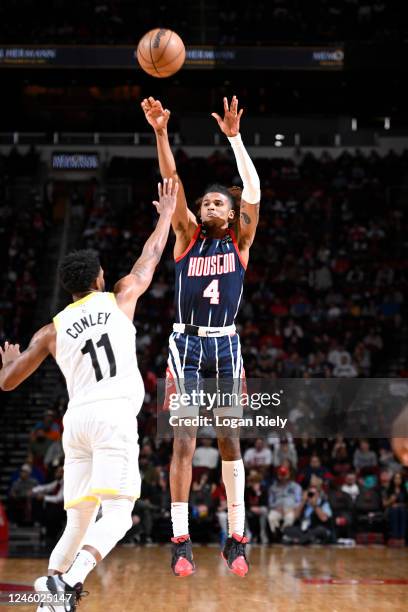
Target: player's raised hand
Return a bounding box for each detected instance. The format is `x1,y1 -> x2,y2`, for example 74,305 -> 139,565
141,96 -> 170,132
0,341 -> 21,366
211,95 -> 244,137
152,178 -> 179,216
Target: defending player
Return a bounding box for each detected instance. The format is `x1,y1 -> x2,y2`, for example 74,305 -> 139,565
142,96 -> 260,577
0,180 -> 178,611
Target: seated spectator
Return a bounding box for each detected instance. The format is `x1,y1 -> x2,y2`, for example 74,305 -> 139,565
331,437 -> 352,477
272,439 -> 298,469
331,435 -> 348,460
245,470 -> 268,544
378,445 -> 402,473
126,471 -> 171,545
193,438 -> 219,471
298,454 -> 333,488
328,481 -> 354,539
268,465 -> 302,535
191,472 -> 213,517
8,464 -> 39,525
190,473 -> 213,539
243,438 -> 273,470
32,410 -> 61,442
354,477 -> 384,533
378,469 -> 393,503
282,484 -> 334,545
31,465 -> 64,545
333,354 -> 358,378
212,482 -> 228,545
353,439 -> 378,472
44,439 -> 64,473
29,428 -> 53,473
384,472 -> 407,546
139,441 -> 160,485
341,472 -> 360,502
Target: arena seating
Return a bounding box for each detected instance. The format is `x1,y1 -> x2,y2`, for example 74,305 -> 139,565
1,146 -> 407,547
0,0 -> 405,44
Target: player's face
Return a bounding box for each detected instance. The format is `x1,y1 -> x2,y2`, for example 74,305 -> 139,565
201,192 -> 235,226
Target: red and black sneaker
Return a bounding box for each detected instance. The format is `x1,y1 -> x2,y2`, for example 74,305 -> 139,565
171,534 -> 195,577
221,533 -> 249,577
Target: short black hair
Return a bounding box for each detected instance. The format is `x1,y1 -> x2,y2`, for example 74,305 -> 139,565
59,249 -> 101,294
203,184 -> 235,207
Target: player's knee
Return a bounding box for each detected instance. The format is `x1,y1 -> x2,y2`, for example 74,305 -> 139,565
101,497 -> 134,538
173,437 -> 196,461
217,437 -> 241,460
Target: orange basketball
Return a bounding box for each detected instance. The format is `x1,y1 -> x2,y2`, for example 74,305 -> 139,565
136,28 -> 186,78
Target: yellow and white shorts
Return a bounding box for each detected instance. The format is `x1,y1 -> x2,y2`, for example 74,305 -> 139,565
62,399 -> 140,509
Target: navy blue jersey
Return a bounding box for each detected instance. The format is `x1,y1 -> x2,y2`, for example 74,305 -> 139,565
174,225 -> 246,327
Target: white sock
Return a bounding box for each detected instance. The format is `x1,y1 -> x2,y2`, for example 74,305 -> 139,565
222,459 -> 245,537
171,502 -> 189,537
62,550 -> 97,587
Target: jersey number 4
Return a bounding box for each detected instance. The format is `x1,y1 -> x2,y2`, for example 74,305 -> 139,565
81,333 -> 117,382
203,279 -> 220,304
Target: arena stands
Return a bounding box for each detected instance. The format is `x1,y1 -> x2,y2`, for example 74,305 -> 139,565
0,0 -> 405,44
2,146 -> 408,549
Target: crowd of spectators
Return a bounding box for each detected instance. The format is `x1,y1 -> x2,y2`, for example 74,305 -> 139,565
0,1 -> 405,44
4,147 -> 408,550
11,428 -> 407,548
0,147 -> 47,347
100,147 -> 407,385
7,405 -> 65,545
126,435 -> 408,547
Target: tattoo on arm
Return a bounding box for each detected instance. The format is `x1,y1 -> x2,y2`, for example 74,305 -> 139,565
240,212 -> 252,225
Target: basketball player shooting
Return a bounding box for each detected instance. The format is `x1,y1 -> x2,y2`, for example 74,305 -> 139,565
0,180 -> 178,611
142,95 -> 260,577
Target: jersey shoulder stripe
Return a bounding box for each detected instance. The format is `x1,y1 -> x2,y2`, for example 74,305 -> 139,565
229,228 -> 247,270
175,226 -> 201,263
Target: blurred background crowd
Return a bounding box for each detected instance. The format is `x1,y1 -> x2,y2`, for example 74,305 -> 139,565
0,0 -> 405,44
1,143 -> 407,550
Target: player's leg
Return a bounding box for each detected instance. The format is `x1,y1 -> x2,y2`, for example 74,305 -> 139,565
34,420 -> 99,610
48,500 -> 99,575
40,398 -> 140,607
61,494 -> 134,586
169,436 -> 197,576
167,332 -> 201,576
214,334 -> 249,576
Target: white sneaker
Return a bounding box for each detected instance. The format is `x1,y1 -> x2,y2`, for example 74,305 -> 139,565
34,575 -> 83,612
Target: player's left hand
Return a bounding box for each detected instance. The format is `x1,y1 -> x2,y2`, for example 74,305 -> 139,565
0,341 -> 20,366
152,178 -> 179,216
211,95 -> 243,137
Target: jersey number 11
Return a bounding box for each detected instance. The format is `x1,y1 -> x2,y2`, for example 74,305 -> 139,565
81,333 -> 117,382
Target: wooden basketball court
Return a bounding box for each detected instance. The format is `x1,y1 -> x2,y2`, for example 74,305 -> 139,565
1,546 -> 407,611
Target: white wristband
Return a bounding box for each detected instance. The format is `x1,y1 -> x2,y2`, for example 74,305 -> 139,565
227,134 -> 260,204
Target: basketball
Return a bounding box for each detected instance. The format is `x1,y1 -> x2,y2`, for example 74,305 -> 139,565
136,28 -> 186,78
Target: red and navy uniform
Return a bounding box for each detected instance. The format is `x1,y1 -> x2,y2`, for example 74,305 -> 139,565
167,225 -> 246,390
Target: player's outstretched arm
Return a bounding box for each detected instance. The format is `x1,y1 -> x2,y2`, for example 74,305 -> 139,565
141,97 -> 197,249
0,325 -> 55,391
212,96 -> 261,263
114,179 -> 178,320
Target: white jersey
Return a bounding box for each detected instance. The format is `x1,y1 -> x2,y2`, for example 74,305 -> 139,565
53,291 -> 144,410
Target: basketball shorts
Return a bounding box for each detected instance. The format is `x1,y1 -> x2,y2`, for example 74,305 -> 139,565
62,398 -> 141,509
166,331 -> 245,419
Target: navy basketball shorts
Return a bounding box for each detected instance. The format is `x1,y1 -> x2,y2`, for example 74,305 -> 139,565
165,331 -> 245,419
